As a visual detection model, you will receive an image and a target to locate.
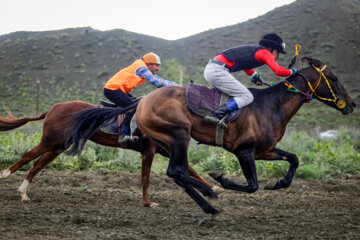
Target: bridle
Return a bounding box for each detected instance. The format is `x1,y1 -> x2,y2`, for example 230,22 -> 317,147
305,65 -> 346,109
284,65 -> 347,109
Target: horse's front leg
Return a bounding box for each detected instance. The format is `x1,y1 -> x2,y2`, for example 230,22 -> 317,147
209,149 -> 259,193
256,148 -> 299,190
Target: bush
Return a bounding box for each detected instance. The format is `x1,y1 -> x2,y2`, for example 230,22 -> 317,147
0,126 -> 359,179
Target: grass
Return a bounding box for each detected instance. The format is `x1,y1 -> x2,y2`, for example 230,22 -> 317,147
0,124 -> 359,179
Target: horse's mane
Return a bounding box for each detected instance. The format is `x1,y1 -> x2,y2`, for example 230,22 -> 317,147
249,82 -> 284,96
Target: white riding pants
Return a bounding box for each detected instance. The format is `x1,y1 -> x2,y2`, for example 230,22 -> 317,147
204,61 -> 254,109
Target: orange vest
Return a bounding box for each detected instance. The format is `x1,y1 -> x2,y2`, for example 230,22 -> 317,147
104,59 -> 147,94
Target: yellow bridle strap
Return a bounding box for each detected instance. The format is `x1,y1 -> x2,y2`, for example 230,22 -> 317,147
308,65 -> 339,103
295,44 -> 301,56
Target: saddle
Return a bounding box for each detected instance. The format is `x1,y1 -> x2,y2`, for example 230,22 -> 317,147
185,83 -> 243,123
98,101 -> 124,135
185,83 -> 244,147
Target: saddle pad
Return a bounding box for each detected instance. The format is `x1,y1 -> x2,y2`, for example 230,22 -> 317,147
185,83 -> 243,123
99,99 -> 140,135
99,115 -> 124,135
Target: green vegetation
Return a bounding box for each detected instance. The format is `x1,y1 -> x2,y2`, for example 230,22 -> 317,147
0,0 -> 359,180
1,125 -> 359,179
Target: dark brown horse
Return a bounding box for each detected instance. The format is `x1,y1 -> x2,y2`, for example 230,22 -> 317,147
0,101 -> 220,205
65,57 -> 356,215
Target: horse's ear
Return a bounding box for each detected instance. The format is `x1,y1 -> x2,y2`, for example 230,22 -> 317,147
301,56 -> 312,66
301,56 -> 322,67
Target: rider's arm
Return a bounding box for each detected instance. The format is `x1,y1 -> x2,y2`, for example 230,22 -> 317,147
136,66 -> 177,88
254,49 -> 292,77
243,69 -> 255,76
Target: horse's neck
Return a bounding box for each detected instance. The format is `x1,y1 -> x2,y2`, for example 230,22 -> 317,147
271,74 -> 310,125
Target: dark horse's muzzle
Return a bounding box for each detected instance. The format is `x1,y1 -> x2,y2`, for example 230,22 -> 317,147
341,100 -> 356,115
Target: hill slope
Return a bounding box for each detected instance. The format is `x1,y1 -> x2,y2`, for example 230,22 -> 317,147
0,0 -> 359,128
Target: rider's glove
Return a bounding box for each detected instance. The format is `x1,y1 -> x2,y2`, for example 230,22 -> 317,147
251,72 -> 264,86
290,68 -> 298,75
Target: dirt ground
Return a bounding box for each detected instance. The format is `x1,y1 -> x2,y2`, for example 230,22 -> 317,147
0,169 -> 359,240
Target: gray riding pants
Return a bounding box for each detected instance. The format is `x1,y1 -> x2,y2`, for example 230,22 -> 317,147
204,61 -> 254,108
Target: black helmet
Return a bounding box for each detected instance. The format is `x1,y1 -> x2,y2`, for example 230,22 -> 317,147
259,33 -> 286,54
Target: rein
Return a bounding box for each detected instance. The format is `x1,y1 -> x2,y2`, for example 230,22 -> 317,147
283,75 -> 313,103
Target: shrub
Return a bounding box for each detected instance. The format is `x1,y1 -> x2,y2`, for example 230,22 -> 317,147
0,126 -> 358,179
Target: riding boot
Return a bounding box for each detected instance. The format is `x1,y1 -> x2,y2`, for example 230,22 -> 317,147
118,110 -> 138,144
204,99 -> 238,129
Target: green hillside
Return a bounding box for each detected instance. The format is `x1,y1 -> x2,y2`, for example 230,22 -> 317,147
0,0 -> 359,129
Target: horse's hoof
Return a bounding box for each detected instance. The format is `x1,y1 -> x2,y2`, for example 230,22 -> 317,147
211,212 -> 224,221
149,202 -> 159,208
208,197 -> 221,210
144,201 -> 159,208
20,194 -> 30,201
208,169 -> 223,179
0,169 -> 11,179
211,186 -> 224,195
264,179 -> 278,190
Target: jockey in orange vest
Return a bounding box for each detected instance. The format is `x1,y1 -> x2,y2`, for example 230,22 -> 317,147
104,52 -> 177,143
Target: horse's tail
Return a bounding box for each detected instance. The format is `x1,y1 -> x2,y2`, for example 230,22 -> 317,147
65,102 -> 138,155
0,112 -> 47,131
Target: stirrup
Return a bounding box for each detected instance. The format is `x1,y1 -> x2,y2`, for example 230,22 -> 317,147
118,135 -> 139,144
118,135 -> 130,144
204,116 -> 227,129
217,117 -> 228,129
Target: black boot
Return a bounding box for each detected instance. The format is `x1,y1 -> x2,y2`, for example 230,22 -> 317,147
204,103 -> 231,129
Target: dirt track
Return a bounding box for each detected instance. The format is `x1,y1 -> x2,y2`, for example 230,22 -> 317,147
1,169 -> 359,240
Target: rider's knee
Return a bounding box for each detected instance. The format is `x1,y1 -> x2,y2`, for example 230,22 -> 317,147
244,91 -> 254,104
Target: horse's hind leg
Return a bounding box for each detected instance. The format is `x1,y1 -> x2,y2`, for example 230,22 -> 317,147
166,135 -> 219,215
18,150 -> 62,201
0,144 -> 48,179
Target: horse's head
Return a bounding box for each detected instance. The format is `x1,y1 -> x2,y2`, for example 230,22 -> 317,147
301,57 -> 356,115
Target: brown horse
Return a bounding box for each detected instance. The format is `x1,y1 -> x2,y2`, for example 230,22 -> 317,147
0,101 -> 220,206
65,57 -> 356,215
